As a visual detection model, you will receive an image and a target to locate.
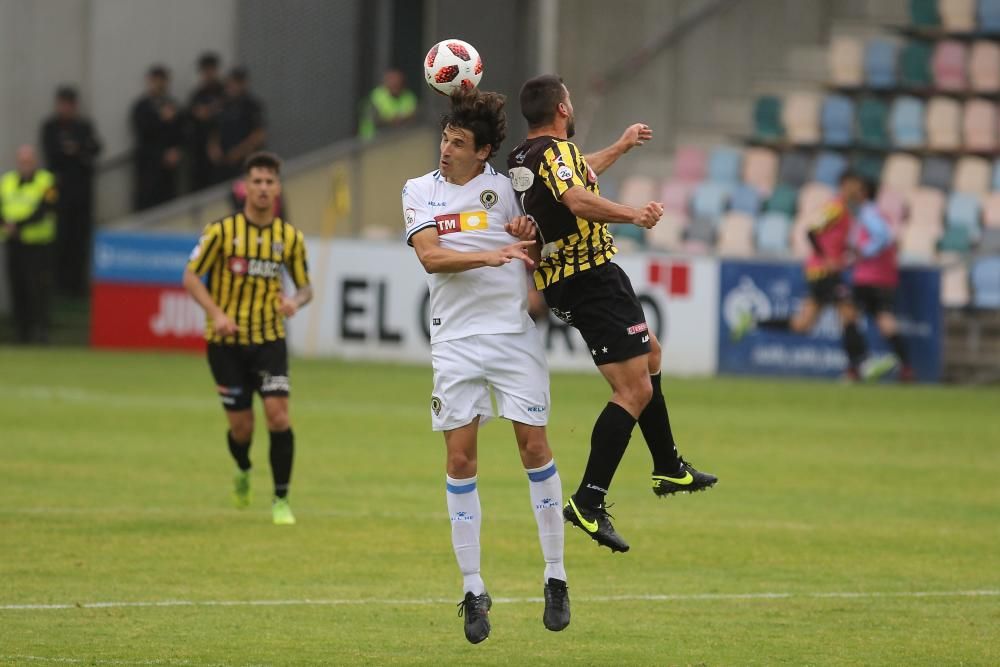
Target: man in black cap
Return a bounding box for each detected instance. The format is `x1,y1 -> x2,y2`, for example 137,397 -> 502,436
40,86 -> 102,296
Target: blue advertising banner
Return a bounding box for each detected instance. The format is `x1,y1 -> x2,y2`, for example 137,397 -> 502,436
92,230 -> 199,285
717,260 -> 942,381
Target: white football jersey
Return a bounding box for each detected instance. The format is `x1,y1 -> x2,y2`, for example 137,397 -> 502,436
403,163 -> 534,344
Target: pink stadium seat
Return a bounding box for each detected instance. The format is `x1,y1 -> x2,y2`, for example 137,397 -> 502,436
742,147 -> 779,196
782,92 -> 822,144
899,223 -> 939,261
876,188 -> 906,226
661,180 -> 695,216
797,182 -> 835,218
962,99 -> 997,151
953,156 -> 991,196
716,212 -> 755,257
925,97 -> 962,150
969,41 -> 1000,93
829,36 -> 864,87
619,175 -> 658,208
881,153 -> 922,195
672,146 -> 707,183
939,252 -> 970,307
982,192 -> 1000,228
939,0 -> 976,32
932,41 -> 968,92
646,212 -> 687,251
907,187 -> 946,231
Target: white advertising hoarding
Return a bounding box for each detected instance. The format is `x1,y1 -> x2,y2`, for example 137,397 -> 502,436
288,239 -> 719,376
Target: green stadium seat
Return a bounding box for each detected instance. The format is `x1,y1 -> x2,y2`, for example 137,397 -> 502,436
853,154 -> 885,184
858,97 -> 890,149
765,183 -> 798,218
938,226 -> 974,253
753,95 -> 784,142
899,40 -> 933,89
909,0 -> 940,27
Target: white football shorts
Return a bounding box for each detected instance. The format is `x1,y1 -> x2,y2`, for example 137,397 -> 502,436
429,328 -> 550,432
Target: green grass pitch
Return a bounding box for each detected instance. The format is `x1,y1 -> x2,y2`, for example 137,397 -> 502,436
1,347 -> 997,666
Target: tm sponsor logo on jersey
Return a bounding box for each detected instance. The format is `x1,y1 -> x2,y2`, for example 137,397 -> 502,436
435,210 -> 489,235
228,257 -> 282,278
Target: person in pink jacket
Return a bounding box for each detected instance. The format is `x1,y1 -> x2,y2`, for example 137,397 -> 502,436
847,199 -> 914,382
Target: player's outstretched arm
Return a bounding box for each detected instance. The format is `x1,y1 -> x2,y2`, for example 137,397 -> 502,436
561,187 -> 663,228
584,123 -> 653,175
411,228 -> 535,273
182,267 -> 237,336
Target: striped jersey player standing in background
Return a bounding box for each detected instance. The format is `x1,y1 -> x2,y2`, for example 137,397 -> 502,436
405,87 -> 570,644
183,151 -> 312,525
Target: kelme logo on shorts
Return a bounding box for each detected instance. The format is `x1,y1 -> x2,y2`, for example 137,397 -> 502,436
431,396 -> 443,416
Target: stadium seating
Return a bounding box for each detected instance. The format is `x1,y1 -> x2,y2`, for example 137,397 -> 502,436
742,147 -> 779,195
692,182 -> 732,223
939,225 -> 975,252
813,151 -> 848,187
926,96 -> 962,150
900,221 -> 940,260
908,186 -> 947,231
980,227 -> 1000,253
647,212 -> 686,251
940,0 -> 977,32
783,92 -> 822,144
889,96 -> 926,148
731,183 -> 763,215
766,183 -> 798,217
946,191 -> 983,242
707,146 -> 743,184
755,212 -> 792,255
983,192 -> 1000,227
931,41 -> 968,91
899,40 -> 933,88
662,181 -> 695,216
971,256 -> 1000,306
992,159 -> 1000,191
969,41 -> 1000,92
962,99 -> 997,151
619,175 -> 658,208
909,0 -> 940,27
858,96 -> 890,148
939,252 -> 971,306
864,38 -> 899,89
685,218 -> 716,250
853,153 -> 885,183
716,212 -> 755,257
882,153 -> 922,195
978,0 -> 1000,33
821,94 -> 855,146
777,151 -> 811,189
829,36 -> 864,87
753,96 -> 784,141
921,156 -> 954,191
798,181 -> 835,218
953,156 -> 991,196
673,146 -> 707,182
876,188 -> 906,225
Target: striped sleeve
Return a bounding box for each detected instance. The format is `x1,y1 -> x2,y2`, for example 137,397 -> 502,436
538,141 -> 586,200
287,228 -> 310,288
187,222 -> 222,277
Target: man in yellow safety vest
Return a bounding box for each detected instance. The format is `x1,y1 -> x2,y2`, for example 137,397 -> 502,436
357,68 -> 418,141
1,145 -> 58,343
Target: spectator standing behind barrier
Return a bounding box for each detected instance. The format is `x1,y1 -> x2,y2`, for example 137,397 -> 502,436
186,52 -> 226,191
131,65 -> 183,211
1,145 -> 58,344
41,86 -> 102,297
209,67 -> 266,183
357,68 -> 418,140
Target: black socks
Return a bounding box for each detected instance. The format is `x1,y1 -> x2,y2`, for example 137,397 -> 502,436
575,403 -> 636,508
843,321 -> 867,370
227,431 -> 251,471
269,429 -> 294,499
638,373 -> 682,474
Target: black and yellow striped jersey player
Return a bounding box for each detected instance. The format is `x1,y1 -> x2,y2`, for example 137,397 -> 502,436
183,151 -> 312,526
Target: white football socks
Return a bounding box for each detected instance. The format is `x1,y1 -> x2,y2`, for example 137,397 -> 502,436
446,474 -> 485,596
525,459 -> 567,583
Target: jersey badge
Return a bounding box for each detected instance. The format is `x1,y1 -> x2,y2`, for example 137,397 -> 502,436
479,190 -> 498,210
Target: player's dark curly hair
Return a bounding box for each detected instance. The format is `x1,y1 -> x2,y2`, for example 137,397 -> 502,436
441,87 -> 507,160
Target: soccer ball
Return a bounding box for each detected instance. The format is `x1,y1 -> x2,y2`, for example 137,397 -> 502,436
424,39 -> 483,96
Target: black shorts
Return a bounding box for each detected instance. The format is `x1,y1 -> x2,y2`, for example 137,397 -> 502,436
808,274 -> 850,306
853,285 -> 896,316
542,262 -> 651,366
207,339 -> 290,411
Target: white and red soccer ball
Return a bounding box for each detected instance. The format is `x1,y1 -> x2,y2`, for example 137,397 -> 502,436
424,39 -> 483,95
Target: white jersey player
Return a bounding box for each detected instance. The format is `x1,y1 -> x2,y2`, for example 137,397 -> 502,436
403,88 -> 569,644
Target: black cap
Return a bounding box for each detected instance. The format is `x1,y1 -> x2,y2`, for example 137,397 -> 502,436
148,64 -> 169,79
55,85 -> 78,102
197,51 -> 220,70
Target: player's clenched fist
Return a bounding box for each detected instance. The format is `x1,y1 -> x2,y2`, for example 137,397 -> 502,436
632,201 -> 664,229
504,215 -> 537,242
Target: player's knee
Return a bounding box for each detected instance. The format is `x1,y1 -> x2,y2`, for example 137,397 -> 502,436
265,411 -> 290,432
229,418 -> 254,443
447,451 -> 477,478
617,376 -> 653,414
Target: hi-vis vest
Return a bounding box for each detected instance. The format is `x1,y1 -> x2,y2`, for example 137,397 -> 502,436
1,169 -> 56,244
358,86 -> 417,140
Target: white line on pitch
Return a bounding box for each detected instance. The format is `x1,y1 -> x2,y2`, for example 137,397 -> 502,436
2,589 -> 997,612
0,655 -> 228,666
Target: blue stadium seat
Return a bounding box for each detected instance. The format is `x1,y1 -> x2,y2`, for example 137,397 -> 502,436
971,255 -> 1000,307
778,151 -> 811,189
691,182 -> 732,223
978,0 -> 1000,33
813,151 -> 848,187
890,96 -> 926,148
946,192 -> 983,242
755,212 -> 792,255
992,159 -> 1000,191
612,222 -> 646,249
864,38 -> 899,89
821,95 -> 855,147
730,184 -> 763,216
921,156 -> 954,191
707,147 -> 743,184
